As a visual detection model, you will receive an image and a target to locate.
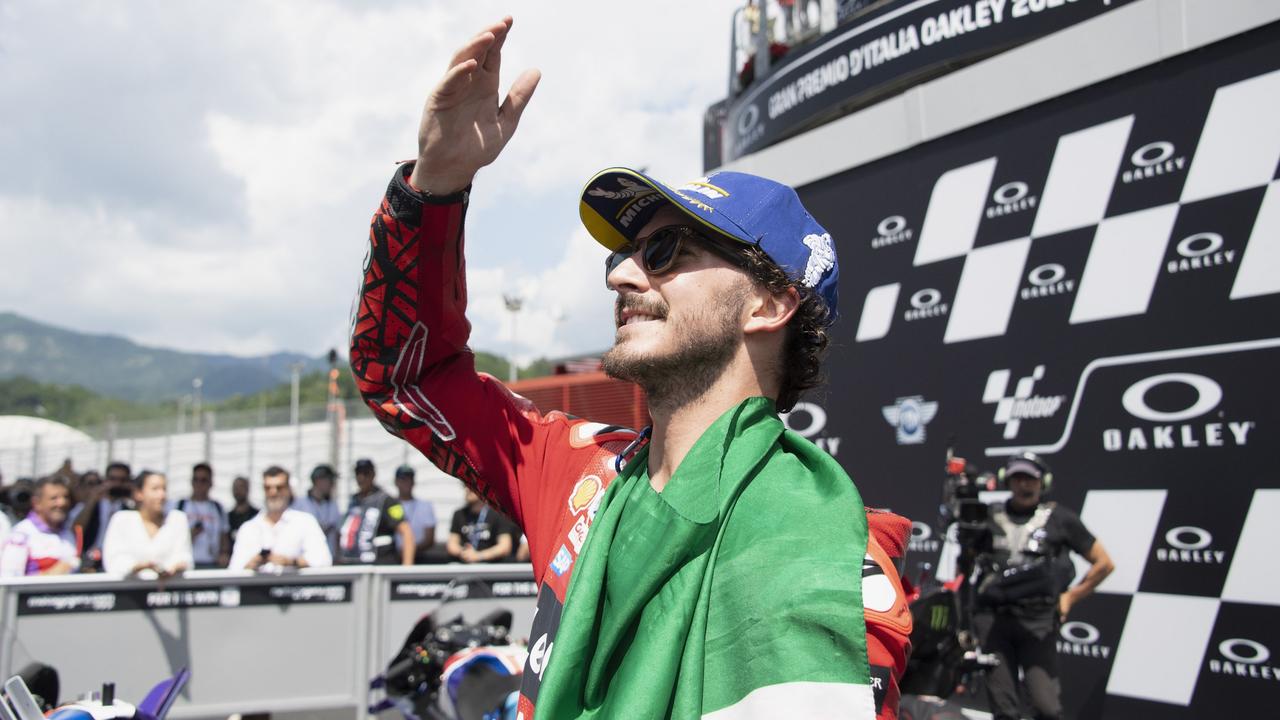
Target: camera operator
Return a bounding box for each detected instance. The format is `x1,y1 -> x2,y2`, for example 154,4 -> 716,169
972,452 -> 1114,720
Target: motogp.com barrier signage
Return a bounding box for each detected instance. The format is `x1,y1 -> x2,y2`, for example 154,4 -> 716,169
788,25 -> 1280,718
716,0 -> 1137,164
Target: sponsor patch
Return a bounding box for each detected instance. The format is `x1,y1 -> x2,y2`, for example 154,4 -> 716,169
568,475 -> 603,516
550,545 -> 573,577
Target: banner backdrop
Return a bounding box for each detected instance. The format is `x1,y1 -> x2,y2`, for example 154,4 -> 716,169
718,0 -> 1137,163
790,23 -> 1280,717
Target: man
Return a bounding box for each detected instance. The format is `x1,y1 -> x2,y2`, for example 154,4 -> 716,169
293,463 -> 343,556
337,459 -> 414,565
349,18 -> 910,719
0,476 -> 79,576
392,465 -> 437,561
73,461 -> 134,569
229,466 -> 331,571
445,487 -> 518,564
974,452 -> 1115,720
227,475 -> 258,546
177,462 -> 230,569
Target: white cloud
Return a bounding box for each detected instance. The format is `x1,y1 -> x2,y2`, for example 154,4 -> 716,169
0,0 -> 744,363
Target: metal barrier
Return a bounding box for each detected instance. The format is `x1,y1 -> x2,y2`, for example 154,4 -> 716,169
0,565 -> 537,719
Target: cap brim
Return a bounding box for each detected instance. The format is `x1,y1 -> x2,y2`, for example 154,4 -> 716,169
579,167 -> 755,251
1004,460 -> 1043,479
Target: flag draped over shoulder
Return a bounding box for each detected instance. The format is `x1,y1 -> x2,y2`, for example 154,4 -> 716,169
536,397 -> 874,719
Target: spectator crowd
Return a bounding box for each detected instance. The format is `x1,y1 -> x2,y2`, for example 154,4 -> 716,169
0,457 -> 525,579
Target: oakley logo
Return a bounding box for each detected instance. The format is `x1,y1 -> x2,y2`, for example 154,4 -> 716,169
1123,140 -> 1186,183
1060,621 -> 1101,645
1168,232 -> 1235,274
1106,372 -> 1254,451
872,214 -> 913,249
904,288 -> 948,321
1122,373 -> 1221,422
1220,639 -> 1270,665
1021,263 -> 1076,300
986,180 -> 1037,218
737,104 -> 760,134
1157,525 -> 1225,564
1165,526 -> 1212,550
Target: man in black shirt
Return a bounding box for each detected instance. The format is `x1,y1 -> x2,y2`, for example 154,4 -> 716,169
974,452 -> 1115,720
446,486 -> 518,563
337,459 -> 414,565
227,475 -> 258,545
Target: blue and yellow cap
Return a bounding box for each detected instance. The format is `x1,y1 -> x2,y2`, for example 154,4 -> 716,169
579,167 -> 839,320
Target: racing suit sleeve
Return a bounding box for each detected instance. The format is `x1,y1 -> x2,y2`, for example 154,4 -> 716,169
350,164 -> 631,578
865,509 -> 914,720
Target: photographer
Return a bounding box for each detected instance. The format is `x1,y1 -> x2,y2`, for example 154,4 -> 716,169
972,452 -> 1114,720
74,461 -> 136,569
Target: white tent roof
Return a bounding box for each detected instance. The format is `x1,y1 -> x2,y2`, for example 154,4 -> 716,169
0,415 -> 94,449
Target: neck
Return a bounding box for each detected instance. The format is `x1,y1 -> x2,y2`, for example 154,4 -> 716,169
645,357 -> 769,492
1009,497 -> 1039,513
142,506 -> 164,524
267,508 -> 285,523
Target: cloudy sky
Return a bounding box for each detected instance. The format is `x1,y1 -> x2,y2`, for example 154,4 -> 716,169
0,0 -> 746,364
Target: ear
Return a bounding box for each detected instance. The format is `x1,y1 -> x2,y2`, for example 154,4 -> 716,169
743,284 -> 800,336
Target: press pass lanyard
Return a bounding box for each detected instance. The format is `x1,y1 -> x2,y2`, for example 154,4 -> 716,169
468,506 -> 489,549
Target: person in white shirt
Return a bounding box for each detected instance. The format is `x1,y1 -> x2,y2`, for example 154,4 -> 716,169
393,465 -> 437,562
230,466 -> 332,571
102,470 -> 193,578
0,476 -> 79,577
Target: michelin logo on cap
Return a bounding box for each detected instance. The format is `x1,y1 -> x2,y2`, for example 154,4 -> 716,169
802,233 -> 835,289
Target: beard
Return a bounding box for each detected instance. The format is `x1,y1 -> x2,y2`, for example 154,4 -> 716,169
603,286 -> 746,414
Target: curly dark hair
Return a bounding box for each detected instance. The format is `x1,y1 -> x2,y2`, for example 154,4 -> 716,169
736,245 -> 831,413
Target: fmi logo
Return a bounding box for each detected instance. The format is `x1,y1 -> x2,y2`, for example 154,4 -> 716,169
881,395 -> 939,445
1208,638 -> 1278,681
903,288 -> 949,322
984,181 -> 1038,219
984,365 -> 1066,440
1166,232 -> 1236,275
1155,525 -> 1228,565
781,402 -> 842,456
1020,263 -> 1076,301
909,521 -> 940,554
1102,373 -> 1256,452
1057,621 -> 1112,660
1121,141 -> 1186,184
871,215 -> 914,249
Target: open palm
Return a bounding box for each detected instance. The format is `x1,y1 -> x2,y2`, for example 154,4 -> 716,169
411,17 -> 541,195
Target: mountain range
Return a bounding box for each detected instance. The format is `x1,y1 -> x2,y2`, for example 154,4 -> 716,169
0,312 -> 329,403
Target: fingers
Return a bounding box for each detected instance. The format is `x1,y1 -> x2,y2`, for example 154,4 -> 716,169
498,68 -> 542,128
482,16 -> 514,73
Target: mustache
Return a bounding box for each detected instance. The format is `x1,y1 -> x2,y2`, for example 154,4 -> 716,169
615,294 -> 669,325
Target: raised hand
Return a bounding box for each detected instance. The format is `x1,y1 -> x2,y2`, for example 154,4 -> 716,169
410,17 -> 541,195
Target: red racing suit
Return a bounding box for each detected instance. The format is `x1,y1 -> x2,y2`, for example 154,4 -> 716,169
351,164 -> 912,719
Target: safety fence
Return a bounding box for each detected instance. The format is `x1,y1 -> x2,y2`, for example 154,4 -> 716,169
0,565 -> 538,719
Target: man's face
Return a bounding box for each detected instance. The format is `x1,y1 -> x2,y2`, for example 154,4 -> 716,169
33,483 -> 70,528
1009,473 -> 1044,507
263,474 -> 291,513
312,475 -> 334,497
395,474 -> 414,497
232,477 -> 249,503
192,469 -> 212,498
356,470 -> 375,493
105,467 -> 130,487
601,205 -> 751,395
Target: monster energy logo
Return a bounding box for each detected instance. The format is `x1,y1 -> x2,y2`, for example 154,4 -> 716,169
931,604 -> 949,631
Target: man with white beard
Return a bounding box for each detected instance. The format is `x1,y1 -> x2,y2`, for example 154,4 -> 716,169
229,466 -> 332,571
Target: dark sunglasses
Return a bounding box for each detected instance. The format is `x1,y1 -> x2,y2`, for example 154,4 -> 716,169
604,225 -> 745,288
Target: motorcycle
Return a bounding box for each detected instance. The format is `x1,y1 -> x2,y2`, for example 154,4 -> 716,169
370,579 -> 526,720
3,665 -> 188,720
